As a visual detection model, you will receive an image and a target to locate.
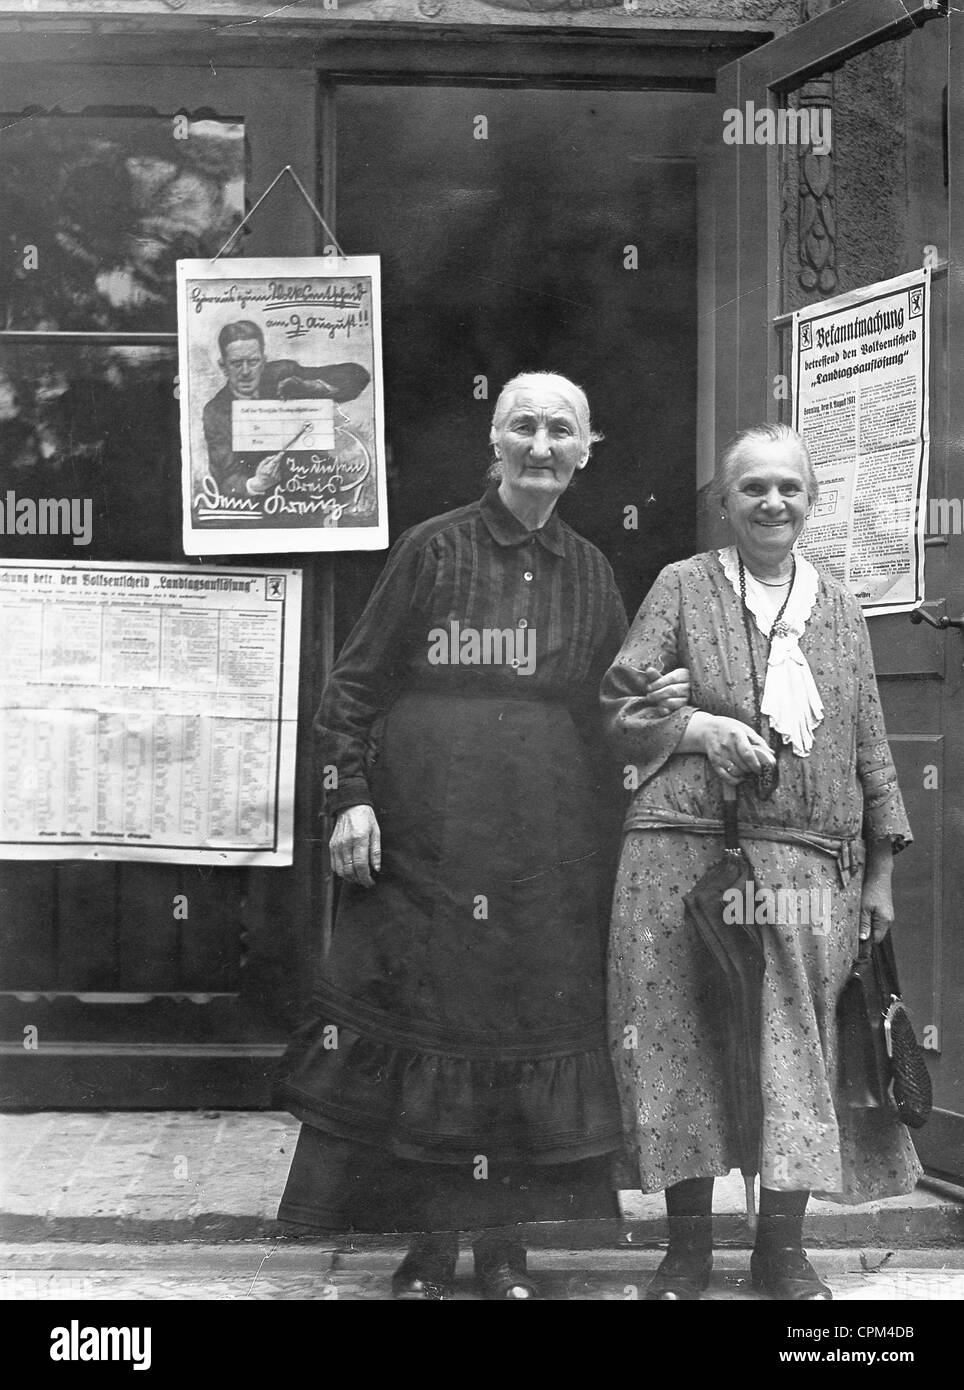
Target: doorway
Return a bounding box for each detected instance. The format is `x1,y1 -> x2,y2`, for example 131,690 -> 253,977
332,85 -> 713,630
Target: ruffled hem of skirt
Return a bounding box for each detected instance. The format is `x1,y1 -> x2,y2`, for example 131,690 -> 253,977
273,1020 -> 623,1165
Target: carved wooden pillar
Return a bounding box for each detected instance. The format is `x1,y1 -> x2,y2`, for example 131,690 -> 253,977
796,73 -> 837,294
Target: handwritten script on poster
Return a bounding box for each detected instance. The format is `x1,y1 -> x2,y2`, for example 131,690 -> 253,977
177,257 -> 387,555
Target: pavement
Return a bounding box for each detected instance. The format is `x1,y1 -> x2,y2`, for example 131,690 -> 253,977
2,1111 -> 963,1300
2,1242 -> 964,1301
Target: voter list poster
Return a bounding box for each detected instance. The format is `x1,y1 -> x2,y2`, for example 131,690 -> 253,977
177,255 -> 387,556
792,268 -> 930,616
0,561 -> 301,865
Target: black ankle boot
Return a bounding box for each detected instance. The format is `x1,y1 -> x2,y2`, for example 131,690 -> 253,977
646,1176 -> 715,1302
751,1188 -> 831,1301
473,1238 -> 541,1300
392,1233 -> 458,1300
750,1245 -> 832,1301
646,1246 -> 713,1301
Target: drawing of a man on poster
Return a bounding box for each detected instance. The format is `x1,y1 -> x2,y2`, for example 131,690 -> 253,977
202,319 -> 371,498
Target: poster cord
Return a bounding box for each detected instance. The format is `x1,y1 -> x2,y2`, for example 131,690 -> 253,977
210,164 -> 347,261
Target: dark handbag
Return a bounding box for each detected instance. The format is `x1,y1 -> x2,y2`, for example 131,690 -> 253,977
837,932 -> 932,1128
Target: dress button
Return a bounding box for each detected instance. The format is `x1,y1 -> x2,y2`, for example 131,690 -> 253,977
518,618 -> 528,628
523,571 -> 534,582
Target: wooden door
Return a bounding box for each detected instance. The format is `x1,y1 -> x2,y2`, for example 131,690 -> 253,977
710,0 -> 963,1181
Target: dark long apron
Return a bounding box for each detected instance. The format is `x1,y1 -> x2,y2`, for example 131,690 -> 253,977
274,689 -> 622,1231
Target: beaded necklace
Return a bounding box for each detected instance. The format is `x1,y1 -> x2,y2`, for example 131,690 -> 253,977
738,554 -> 796,799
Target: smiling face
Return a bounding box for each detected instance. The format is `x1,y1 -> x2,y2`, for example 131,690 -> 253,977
493,384 -> 589,511
220,337 -> 266,399
722,437 -> 812,570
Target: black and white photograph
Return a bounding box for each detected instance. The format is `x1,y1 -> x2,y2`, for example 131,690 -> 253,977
0,0 -> 961,1358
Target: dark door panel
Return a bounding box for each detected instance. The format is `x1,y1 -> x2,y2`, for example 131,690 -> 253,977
335,85 -> 711,620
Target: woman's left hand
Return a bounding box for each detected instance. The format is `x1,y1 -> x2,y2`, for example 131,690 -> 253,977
639,665 -> 691,716
859,870 -> 894,944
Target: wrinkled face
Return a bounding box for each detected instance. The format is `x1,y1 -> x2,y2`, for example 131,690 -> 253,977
221,337 -> 266,398
494,386 -> 588,503
723,438 -> 812,567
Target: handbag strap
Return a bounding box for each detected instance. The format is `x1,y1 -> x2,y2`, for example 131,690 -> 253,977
863,932 -> 902,1004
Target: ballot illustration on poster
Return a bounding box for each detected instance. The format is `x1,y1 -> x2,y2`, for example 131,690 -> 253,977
177,256 -> 387,555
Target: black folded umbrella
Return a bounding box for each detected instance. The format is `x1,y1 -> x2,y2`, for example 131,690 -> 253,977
683,783 -> 765,1226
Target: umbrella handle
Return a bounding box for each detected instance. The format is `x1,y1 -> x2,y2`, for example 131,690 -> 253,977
721,780 -> 741,851
743,1172 -> 758,1234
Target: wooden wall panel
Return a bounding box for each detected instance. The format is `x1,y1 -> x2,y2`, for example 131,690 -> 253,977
0,864 -> 58,990
175,868 -> 245,993
54,864 -> 119,991
116,865 -> 182,992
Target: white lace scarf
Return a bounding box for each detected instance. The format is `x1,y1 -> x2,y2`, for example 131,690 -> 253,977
718,546 -> 824,757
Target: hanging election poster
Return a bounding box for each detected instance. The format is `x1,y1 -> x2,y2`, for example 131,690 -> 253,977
177,256 -> 387,555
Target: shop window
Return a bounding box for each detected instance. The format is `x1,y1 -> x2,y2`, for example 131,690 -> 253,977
0,343 -> 177,560
0,110 -> 245,560
0,111 -> 244,332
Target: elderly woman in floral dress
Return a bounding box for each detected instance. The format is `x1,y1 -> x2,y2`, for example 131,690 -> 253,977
601,423 -> 921,1302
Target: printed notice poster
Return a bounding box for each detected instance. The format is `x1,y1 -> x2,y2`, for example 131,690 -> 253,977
792,268 -> 930,616
177,256 -> 387,556
0,561 -> 301,865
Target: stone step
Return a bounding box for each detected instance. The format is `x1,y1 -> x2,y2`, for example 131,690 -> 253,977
2,1111 -> 961,1246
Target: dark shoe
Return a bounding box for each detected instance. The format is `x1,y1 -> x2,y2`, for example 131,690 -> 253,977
392,1234 -> 458,1301
474,1240 -> 541,1300
646,1247 -> 713,1301
751,1246 -> 832,1301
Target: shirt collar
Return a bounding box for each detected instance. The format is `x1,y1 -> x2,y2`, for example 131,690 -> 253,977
479,485 -> 567,557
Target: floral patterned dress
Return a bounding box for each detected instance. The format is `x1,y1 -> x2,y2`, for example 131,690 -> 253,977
601,549 -> 922,1202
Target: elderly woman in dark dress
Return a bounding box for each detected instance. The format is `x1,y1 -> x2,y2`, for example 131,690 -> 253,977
602,423 -> 921,1302
274,372 -> 688,1299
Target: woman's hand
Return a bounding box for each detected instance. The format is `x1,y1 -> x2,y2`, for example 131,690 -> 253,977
687,712 -> 776,787
330,804 -> 381,888
638,665 -> 691,716
860,839 -> 895,943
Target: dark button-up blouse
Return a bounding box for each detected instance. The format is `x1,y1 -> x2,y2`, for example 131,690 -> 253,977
316,485 -> 629,815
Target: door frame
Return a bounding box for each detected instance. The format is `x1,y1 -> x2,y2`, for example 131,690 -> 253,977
711,0 -> 963,1182
712,0 -> 948,446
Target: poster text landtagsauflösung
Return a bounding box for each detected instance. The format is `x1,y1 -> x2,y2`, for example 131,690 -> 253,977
0,561 -> 301,865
